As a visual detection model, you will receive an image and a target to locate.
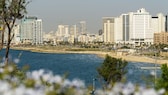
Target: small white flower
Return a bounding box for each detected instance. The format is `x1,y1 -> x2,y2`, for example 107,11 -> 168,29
31,70 -> 42,80
142,89 -> 157,95
157,88 -> 165,95
53,75 -> 62,84
14,86 -> 26,95
0,81 -> 11,93
42,74 -> 52,82
0,68 -> 4,73
63,79 -> 71,87
122,82 -> 135,95
112,83 -> 123,93
71,79 -> 85,88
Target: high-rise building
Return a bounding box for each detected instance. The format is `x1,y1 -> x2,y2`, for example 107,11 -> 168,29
151,13 -> 166,33
56,25 -> 70,42
122,14 -> 130,42
69,25 -> 78,43
102,17 -> 115,43
69,25 -> 78,38
157,13 -> 166,32
56,25 -> 64,37
64,25 -> 69,37
151,16 -> 159,33
129,8 -> 152,44
20,16 -> 43,45
79,21 -> 87,34
115,16 -> 123,43
32,19 -> 43,45
56,25 -> 69,37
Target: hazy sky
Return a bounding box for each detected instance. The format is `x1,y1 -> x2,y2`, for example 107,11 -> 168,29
27,0 -> 168,33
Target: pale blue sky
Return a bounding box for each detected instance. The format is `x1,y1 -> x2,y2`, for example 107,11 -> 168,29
27,0 -> 168,33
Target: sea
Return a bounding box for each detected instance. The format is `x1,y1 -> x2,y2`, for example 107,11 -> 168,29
0,49 -> 161,87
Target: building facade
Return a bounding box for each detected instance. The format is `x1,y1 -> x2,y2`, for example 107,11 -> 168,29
103,17 -> 115,43
32,19 -> 43,45
122,14 -> 130,42
56,25 -> 70,42
154,32 -> 168,45
102,8 -> 167,45
79,21 -> 87,35
130,8 -> 152,45
114,16 -> 123,43
20,16 -> 43,45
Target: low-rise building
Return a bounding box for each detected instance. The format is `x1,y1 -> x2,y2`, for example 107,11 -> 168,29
154,32 -> 168,44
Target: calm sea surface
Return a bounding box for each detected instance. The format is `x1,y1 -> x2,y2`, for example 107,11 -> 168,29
0,49 -> 161,87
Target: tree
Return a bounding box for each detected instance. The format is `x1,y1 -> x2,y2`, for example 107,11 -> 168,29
0,0 -> 30,65
97,55 -> 128,85
156,64 -> 168,94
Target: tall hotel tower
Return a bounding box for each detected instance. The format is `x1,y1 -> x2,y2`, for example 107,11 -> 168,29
20,16 -> 43,45
129,8 -> 152,44
103,17 -> 115,43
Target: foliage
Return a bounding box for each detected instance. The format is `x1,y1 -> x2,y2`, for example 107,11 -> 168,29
0,63 -> 165,95
156,64 -> 168,94
97,54 -> 128,85
120,46 -> 130,49
0,0 -> 30,64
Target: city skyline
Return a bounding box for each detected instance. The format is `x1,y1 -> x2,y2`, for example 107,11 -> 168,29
27,0 -> 168,33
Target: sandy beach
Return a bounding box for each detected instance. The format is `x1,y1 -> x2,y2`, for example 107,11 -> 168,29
11,46 -> 168,64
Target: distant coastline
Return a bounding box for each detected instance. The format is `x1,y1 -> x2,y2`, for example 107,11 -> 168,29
11,46 -> 168,64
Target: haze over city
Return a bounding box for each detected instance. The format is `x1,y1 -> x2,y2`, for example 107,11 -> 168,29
1,1 -> 168,94
27,0 -> 168,33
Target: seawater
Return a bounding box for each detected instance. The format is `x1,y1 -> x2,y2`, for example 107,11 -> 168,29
0,49 -> 161,87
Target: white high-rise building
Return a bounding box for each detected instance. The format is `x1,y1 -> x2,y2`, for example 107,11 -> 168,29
33,19 -> 43,45
151,13 -> 166,33
56,25 -> 70,42
114,16 -> 123,43
79,21 -> 87,34
151,17 -> 159,33
56,25 -> 69,37
157,13 -> 166,32
20,16 -> 43,45
70,25 -> 78,37
68,25 -> 78,43
129,8 -> 152,44
64,25 -> 69,37
56,25 -> 65,37
103,17 -> 115,43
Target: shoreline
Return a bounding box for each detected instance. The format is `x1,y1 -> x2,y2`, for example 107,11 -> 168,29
11,47 -> 168,64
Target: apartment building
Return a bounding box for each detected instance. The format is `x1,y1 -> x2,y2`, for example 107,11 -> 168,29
154,32 -> 168,44
102,17 -> 115,43
20,16 -> 43,45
